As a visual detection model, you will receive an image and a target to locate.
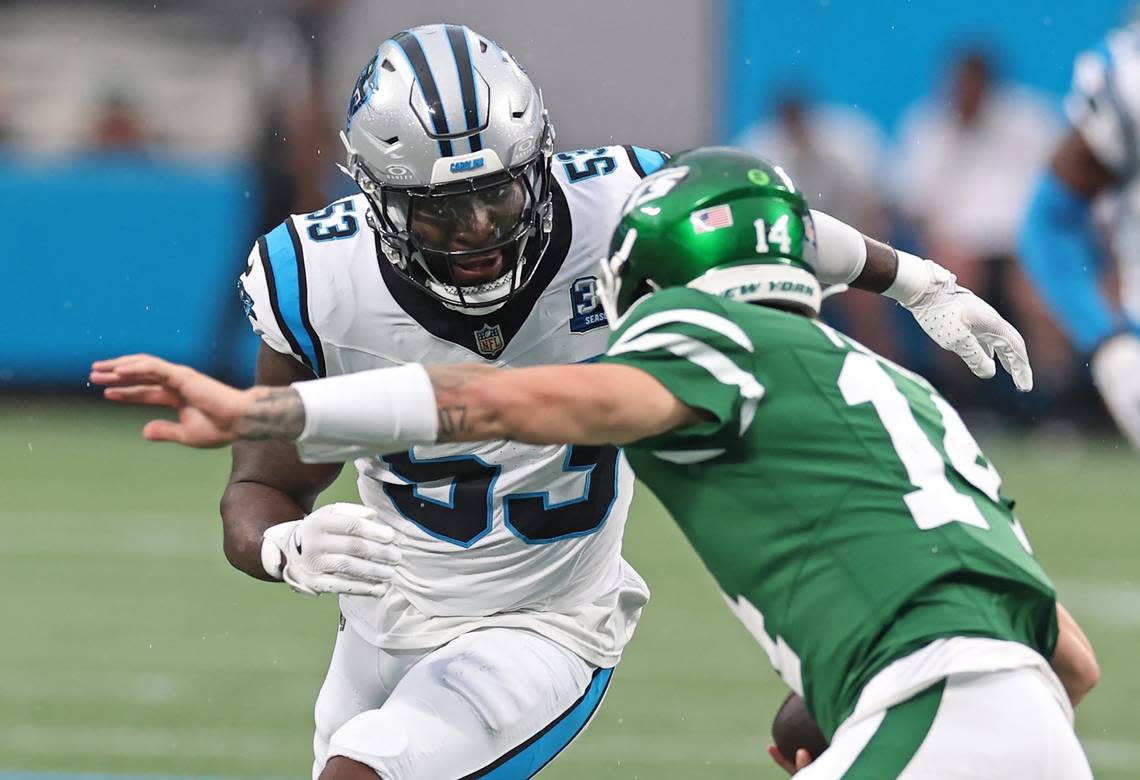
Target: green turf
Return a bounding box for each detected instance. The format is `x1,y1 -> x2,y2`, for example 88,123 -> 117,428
3,399 -> 1137,778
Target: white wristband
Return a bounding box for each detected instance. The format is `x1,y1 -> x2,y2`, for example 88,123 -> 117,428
884,251 -> 934,306
809,209 -> 867,285
292,364 -> 440,463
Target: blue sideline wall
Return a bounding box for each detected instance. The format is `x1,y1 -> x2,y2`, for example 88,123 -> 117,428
0,157 -> 257,387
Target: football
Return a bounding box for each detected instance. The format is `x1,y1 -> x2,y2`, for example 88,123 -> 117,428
771,691 -> 829,762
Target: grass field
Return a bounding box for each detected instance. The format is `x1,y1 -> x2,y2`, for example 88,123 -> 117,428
3,398 -> 1138,779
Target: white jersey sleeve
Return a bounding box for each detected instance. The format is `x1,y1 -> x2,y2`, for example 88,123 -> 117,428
1066,25 -> 1140,176
237,205 -> 350,375
238,239 -> 297,360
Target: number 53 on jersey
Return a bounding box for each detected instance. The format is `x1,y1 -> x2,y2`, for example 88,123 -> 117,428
381,445 -> 622,547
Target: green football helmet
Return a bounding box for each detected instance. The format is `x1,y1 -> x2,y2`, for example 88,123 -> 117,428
598,147 -> 821,323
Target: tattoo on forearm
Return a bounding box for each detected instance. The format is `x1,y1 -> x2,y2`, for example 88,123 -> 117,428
427,363 -> 496,442
437,406 -> 470,441
236,387 -> 306,440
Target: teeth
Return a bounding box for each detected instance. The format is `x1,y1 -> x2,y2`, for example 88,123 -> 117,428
458,257 -> 497,269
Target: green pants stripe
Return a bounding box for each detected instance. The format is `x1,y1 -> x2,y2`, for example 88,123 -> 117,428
841,679 -> 946,779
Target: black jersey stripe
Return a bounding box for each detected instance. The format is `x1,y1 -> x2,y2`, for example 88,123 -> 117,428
284,219 -> 327,377
445,24 -> 482,153
393,30 -> 454,157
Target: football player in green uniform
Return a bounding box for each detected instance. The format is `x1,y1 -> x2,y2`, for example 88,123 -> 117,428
93,148 -> 1098,778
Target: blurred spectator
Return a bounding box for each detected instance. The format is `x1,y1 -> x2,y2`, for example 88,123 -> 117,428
91,90 -> 148,153
891,48 -> 1069,416
736,89 -> 887,232
735,89 -> 901,358
892,50 -> 1059,266
247,0 -> 345,233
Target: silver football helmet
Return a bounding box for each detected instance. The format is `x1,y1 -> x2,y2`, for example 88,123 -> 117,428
342,24 -> 555,313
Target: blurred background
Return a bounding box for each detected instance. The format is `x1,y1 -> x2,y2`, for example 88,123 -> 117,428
2,1 -> 1138,779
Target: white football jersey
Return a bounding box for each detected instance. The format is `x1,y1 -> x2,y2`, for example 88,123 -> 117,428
239,146 -> 668,667
1067,24 -> 1140,322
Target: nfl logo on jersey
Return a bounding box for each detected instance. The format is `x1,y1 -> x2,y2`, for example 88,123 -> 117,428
474,323 -> 505,357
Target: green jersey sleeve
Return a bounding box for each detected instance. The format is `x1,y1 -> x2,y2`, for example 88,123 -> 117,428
600,287 -> 763,455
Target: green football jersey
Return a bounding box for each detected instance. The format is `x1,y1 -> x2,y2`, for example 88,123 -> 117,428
600,286 -> 1058,738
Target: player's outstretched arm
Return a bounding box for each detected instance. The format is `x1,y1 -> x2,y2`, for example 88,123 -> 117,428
91,354 -> 700,453
283,361 -> 700,456
426,363 -> 702,445
1052,602 -> 1100,707
813,209 -> 1033,391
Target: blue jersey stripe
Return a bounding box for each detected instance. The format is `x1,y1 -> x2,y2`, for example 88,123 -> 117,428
469,667 -> 613,779
631,146 -> 668,176
263,221 -> 321,373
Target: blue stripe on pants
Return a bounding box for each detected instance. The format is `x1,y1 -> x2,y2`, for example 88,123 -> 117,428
472,666 -> 614,779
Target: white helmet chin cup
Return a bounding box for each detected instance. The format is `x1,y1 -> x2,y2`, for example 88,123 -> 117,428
343,24 -> 555,314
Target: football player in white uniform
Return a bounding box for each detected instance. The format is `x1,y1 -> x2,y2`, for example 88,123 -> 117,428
213,24 -> 1032,780
1020,21 -> 1140,448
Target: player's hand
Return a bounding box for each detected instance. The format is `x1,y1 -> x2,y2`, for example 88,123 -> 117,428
262,503 -> 401,597
91,354 -> 253,447
902,263 -> 1033,391
1090,333 -> 1140,450
767,745 -> 813,775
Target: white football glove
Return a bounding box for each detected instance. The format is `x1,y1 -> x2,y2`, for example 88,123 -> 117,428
898,260 -> 1034,391
261,503 -> 400,597
1090,333 -> 1140,450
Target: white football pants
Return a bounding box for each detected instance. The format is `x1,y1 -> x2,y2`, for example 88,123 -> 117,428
798,665 -> 1092,779
312,619 -> 610,780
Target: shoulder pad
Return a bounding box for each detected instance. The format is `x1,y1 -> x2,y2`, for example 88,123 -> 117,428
552,145 -> 670,188
238,215 -> 326,376
621,145 -> 671,178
